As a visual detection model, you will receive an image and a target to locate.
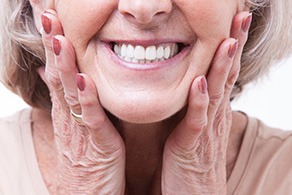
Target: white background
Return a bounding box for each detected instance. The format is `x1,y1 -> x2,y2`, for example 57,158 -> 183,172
1,56 -> 292,130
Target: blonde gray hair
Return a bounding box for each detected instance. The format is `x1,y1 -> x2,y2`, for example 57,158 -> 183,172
1,0 -> 292,110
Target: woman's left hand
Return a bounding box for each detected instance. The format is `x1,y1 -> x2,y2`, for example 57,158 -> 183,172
162,12 -> 252,194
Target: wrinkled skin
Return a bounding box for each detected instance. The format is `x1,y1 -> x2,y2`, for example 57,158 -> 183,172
32,0 -> 251,193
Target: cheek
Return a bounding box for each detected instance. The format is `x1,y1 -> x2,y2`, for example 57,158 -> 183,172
176,0 -> 236,42
175,0 -> 236,76
56,0 -> 116,50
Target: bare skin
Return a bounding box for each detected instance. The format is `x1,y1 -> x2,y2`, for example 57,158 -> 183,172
30,4 -> 252,193
32,108 -> 247,194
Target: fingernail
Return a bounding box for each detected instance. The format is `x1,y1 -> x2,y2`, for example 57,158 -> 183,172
52,37 -> 61,56
241,13 -> 252,33
76,74 -> 85,92
198,76 -> 208,94
41,14 -> 51,34
228,40 -> 238,58
44,10 -> 54,14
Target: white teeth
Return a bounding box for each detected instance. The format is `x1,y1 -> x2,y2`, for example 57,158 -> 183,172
121,44 -> 127,57
164,46 -> 171,59
145,46 -> 156,60
126,44 -> 135,58
124,56 -> 132,62
156,46 -> 164,59
134,46 -> 145,60
114,44 -> 121,55
113,43 -> 180,63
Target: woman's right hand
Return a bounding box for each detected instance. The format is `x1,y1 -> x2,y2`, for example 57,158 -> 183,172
38,10 -> 125,194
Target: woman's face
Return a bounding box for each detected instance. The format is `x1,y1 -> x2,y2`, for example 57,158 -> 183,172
49,0 -> 239,123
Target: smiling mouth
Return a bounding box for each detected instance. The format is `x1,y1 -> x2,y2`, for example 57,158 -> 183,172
111,42 -> 186,63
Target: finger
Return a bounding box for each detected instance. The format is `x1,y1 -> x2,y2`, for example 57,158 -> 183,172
53,35 -> 80,114
40,10 -> 64,96
230,11 -> 252,59
207,38 -> 238,118
167,76 -> 209,150
227,12 -> 252,97
77,74 -> 123,150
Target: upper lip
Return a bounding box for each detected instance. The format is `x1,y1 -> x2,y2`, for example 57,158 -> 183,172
101,39 -> 192,48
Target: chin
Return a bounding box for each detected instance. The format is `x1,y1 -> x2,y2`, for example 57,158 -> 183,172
100,94 -> 186,124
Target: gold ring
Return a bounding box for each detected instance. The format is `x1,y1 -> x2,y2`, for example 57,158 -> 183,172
70,109 -> 84,125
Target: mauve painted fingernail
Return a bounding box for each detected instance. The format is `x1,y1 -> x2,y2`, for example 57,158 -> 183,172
241,13 -> 252,33
41,14 -> 51,34
199,76 -> 208,94
76,74 -> 85,91
52,37 -> 61,56
228,40 -> 238,58
44,10 -> 54,14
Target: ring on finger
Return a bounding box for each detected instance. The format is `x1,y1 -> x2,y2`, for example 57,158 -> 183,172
70,109 -> 84,125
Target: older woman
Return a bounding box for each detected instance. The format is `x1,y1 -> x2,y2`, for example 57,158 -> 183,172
1,0 -> 292,194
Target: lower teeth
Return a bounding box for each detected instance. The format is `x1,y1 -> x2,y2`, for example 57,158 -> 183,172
120,56 -> 167,63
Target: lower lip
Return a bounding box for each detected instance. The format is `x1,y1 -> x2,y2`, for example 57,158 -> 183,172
101,43 -> 191,71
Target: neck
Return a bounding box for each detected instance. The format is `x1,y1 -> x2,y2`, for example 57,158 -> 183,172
121,122 -> 166,194
116,111 -> 184,194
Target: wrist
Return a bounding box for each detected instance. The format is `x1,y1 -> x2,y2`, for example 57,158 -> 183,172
57,171 -> 125,195
56,158 -> 126,195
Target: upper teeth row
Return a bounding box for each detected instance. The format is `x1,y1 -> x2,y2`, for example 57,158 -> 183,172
113,43 -> 179,63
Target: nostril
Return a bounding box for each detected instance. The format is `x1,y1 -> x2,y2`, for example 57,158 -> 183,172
123,12 -> 136,20
119,8 -> 154,24
118,0 -> 172,25
156,11 -> 167,16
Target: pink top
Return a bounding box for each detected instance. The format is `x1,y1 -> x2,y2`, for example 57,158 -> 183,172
0,109 -> 49,195
1,108 -> 292,194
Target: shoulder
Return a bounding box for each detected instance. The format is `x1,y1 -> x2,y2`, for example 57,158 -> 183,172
0,108 -> 32,128
0,108 -> 50,195
0,109 -> 34,194
256,116 -> 292,137
0,107 -> 33,154
229,116 -> 292,194
0,109 -> 32,148
0,108 -> 31,142
253,117 -> 292,153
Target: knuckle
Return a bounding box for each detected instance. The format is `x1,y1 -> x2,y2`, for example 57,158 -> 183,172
80,98 -> 95,108
226,72 -> 240,93
228,71 -> 240,85
191,95 -> 209,110
58,61 -> 71,74
64,92 -> 79,107
195,103 -> 206,112
216,122 -> 225,137
213,111 -> 230,137
209,90 -> 224,105
45,71 -> 62,90
216,62 -> 231,75
225,107 -> 233,127
84,115 -> 107,130
185,116 -> 207,131
225,104 -> 233,115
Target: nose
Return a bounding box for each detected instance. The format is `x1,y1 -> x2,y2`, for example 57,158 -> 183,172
118,0 -> 172,25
